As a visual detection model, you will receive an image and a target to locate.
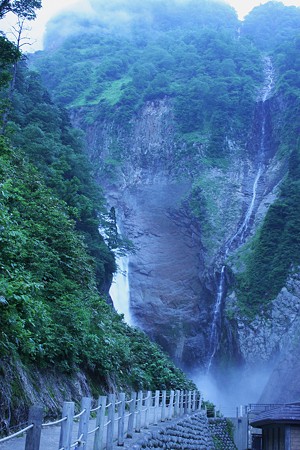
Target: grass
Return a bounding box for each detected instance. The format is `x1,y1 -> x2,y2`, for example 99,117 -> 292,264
70,76 -> 132,108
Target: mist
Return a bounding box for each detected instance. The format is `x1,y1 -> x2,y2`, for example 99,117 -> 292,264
43,0 -> 238,49
189,360 -> 277,415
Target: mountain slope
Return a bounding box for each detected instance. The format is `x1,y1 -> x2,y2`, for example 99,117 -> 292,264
29,0 -> 300,402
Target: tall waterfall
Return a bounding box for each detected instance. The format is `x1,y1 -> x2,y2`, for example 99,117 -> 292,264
207,57 -> 274,371
207,265 -> 226,372
109,223 -> 134,326
109,253 -> 133,325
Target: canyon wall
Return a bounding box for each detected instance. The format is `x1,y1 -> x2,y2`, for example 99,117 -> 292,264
71,77 -> 296,390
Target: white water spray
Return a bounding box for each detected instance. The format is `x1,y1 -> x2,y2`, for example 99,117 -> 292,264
109,253 -> 133,325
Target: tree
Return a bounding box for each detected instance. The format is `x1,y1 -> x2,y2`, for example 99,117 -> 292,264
0,0 -> 41,20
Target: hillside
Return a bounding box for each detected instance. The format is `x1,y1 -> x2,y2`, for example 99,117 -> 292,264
0,33 -> 194,430
29,0 -> 300,404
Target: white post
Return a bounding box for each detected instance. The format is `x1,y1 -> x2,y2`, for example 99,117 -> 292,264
127,392 -> 136,438
188,391 -> 192,414
180,391 -> 184,416
93,396 -> 106,450
106,394 -> 115,450
161,390 -> 166,422
76,397 -> 91,450
117,393 -> 126,446
154,390 -> 160,425
175,390 -> 180,417
192,390 -> 196,412
59,402 -> 74,450
135,391 -> 143,432
198,393 -> 202,411
145,391 -> 151,429
168,391 -> 174,419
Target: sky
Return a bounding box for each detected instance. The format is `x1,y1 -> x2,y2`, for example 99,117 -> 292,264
1,0 -> 300,51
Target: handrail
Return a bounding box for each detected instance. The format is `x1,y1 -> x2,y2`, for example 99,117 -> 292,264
0,424 -> 33,443
0,389 -> 202,450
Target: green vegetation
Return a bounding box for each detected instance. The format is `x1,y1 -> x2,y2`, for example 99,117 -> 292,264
236,145 -> 300,316
31,0 -> 263,159
243,2 -> 300,51
0,34 -> 193,398
235,10 -> 300,317
30,0 -> 300,316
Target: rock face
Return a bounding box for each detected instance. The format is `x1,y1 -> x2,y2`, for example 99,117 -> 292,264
73,99 -> 215,369
72,83 -> 296,399
128,412 -> 216,450
0,358 -> 92,431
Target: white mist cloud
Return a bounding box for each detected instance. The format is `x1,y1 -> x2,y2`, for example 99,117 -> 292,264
190,361 -> 276,412
1,0 -> 300,51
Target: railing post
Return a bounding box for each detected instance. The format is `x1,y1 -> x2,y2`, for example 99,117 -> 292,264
188,391 -> 192,414
76,397 -> 91,450
144,391 -> 151,429
25,405 -> 43,450
154,390 -> 159,425
175,390 -> 180,417
168,391 -> 174,419
161,390 -> 166,422
192,390 -> 196,412
59,401 -> 75,450
184,390 -> 188,414
127,392 -> 136,438
180,391 -> 184,416
117,393 -> 125,446
106,393 -> 115,450
198,393 -> 202,411
135,391 -> 143,432
93,396 -> 106,450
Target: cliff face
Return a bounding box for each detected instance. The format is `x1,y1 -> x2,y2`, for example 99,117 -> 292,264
71,82 -> 294,386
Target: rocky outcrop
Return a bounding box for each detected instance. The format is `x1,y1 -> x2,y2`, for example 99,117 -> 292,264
0,358 -> 93,431
227,270 -> 300,364
127,412 -> 215,450
72,88 -> 293,395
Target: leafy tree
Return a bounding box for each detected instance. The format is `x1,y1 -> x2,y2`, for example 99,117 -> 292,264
0,0 -> 41,19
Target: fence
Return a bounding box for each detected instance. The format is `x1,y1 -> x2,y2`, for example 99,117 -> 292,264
0,389 -> 201,450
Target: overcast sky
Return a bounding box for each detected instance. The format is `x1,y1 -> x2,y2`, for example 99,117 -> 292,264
1,0 -> 300,51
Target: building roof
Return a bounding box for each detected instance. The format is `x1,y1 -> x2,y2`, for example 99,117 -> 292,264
250,403 -> 300,427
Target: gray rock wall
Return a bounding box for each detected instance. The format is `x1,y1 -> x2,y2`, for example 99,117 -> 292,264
209,418 -> 237,450
127,412 -> 215,449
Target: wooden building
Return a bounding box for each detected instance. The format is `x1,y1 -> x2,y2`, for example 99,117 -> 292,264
250,403 -> 300,450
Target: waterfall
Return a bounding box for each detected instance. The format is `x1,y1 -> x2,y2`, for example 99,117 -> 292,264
207,57 -> 274,370
207,265 -> 226,372
108,222 -> 134,326
109,253 -> 134,326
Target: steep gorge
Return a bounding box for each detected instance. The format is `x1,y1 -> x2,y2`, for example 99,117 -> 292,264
31,0 -> 300,404
71,57 -> 282,375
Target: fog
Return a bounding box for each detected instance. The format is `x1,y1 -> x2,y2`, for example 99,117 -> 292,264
1,0 -> 299,51
190,360 -> 277,414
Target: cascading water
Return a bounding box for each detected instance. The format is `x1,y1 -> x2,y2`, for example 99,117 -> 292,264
109,224 -> 134,326
207,57 -> 275,371
207,265 -> 226,372
109,253 -> 134,325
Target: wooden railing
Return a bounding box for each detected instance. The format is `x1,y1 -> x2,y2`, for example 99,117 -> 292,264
0,389 -> 201,450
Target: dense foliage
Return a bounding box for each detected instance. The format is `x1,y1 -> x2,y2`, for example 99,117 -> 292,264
0,37 -> 193,392
30,0 -> 300,316
236,12 -> 300,316
31,0 -> 263,158
242,1 -> 300,51
236,144 -> 300,316
0,0 -> 41,20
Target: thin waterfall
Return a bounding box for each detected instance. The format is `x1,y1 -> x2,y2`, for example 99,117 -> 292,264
207,57 -> 274,371
207,265 -> 226,372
